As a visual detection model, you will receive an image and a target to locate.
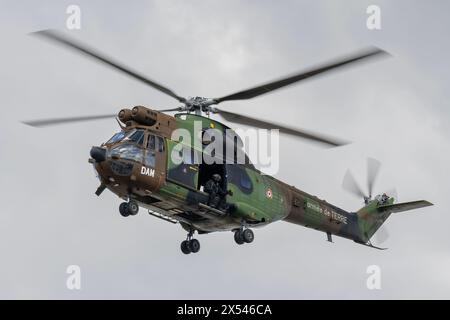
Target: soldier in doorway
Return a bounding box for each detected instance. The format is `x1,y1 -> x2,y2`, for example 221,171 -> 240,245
204,173 -> 232,211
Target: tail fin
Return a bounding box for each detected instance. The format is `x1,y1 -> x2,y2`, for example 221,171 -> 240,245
356,199 -> 433,242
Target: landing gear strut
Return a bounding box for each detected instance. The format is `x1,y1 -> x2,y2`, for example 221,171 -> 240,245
119,200 -> 139,217
234,223 -> 254,245
180,229 -> 201,254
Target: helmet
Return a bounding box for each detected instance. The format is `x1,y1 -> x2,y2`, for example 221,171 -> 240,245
212,174 -> 221,182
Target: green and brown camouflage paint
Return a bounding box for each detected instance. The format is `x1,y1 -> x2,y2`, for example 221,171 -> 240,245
92,106 -> 427,244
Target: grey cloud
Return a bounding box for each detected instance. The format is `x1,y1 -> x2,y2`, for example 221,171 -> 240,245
0,0 -> 448,299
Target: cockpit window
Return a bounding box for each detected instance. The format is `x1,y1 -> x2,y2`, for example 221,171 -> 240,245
127,130 -> 145,145
148,135 -> 156,150
147,134 -> 165,152
109,144 -> 143,163
157,137 -> 165,152
106,129 -> 146,147
106,131 -> 126,144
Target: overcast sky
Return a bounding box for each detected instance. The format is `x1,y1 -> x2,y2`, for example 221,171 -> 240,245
0,0 -> 449,299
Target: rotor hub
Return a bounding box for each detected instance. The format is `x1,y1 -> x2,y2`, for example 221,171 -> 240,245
183,96 -> 216,113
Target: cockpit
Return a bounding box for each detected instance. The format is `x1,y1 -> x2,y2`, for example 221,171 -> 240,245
101,129 -> 164,167
106,129 -> 145,146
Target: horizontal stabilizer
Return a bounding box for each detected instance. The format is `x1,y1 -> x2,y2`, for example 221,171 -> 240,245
377,200 -> 433,214
354,240 -> 387,250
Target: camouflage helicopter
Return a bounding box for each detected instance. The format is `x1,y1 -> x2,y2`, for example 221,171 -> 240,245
25,30 -> 433,254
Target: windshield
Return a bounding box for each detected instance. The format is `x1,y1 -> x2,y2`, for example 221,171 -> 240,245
106,131 -> 127,144
106,129 -> 146,146
109,143 -> 143,163
125,129 -> 145,145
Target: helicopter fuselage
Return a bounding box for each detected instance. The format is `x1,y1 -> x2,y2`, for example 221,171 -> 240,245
91,107 -> 366,242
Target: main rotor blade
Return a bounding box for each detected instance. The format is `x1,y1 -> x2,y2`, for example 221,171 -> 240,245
157,107 -> 185,112
214,47 -> 388,103
214,108 -> 348,147
32,30 -> 186,103
342,170 -> 367,199
367,157 -> 381,198
22,114 -> 117,127
22,107 -> 179,127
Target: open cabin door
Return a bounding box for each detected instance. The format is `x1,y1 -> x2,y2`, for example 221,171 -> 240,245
166,140 -> 199,190
165,140 -> 227,192
197,162 -> 227,193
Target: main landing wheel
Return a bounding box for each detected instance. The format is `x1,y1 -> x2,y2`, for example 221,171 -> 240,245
234,228 -> 254,245
189,239 -> 200,253
180,239 -> 201,254
234,230 -> 245,245
181,240 -> 191,254
242,229 -> 254,243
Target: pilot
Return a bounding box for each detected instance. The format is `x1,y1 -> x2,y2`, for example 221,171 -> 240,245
204,173 -> 231,210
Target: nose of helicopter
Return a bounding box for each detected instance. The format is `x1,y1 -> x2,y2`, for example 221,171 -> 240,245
90,146 -> 107,162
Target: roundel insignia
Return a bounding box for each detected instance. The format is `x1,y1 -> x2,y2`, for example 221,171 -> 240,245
266,188 -> 273,199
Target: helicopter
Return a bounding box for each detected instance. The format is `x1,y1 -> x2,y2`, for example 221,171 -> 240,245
24,30 -> 433,254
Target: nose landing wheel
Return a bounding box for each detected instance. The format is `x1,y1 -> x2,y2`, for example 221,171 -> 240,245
119,200 -> 139,217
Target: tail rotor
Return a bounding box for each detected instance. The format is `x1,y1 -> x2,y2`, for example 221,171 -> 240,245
342,158 -> 396,245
